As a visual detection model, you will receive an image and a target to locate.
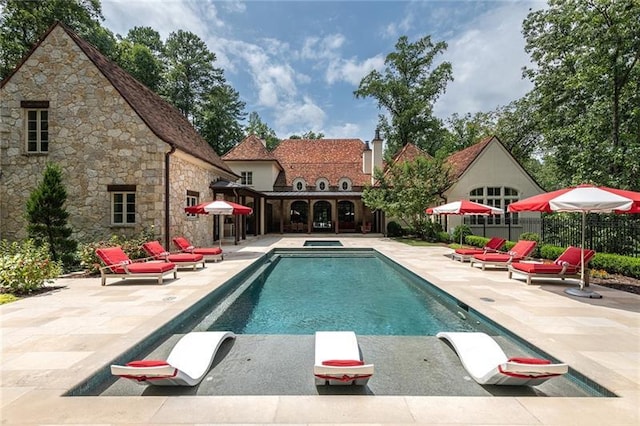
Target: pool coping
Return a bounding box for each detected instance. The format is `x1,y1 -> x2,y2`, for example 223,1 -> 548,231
1,235 -> 639,424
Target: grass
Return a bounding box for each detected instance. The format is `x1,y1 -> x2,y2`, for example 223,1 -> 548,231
392,237 -> 461,248
0,294 -> 20,305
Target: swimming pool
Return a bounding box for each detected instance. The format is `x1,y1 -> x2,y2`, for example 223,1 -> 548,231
195,250 -> 480,335
303,240 -> 343,246
69,248 -> 614,398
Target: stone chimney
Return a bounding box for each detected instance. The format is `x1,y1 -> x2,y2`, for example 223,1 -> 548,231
371,129 -> 383,179
362,140 -> 372,174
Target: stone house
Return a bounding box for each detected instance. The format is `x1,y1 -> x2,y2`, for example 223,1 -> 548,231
0,23 -> 238,249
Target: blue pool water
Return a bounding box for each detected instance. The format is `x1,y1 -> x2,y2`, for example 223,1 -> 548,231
303,240 -> 343,246
199,251 -> 480,335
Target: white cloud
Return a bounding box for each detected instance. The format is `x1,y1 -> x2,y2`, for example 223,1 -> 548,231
301,34 -> 345,60
325,55 -> 385,85
274,96 -> 326,135
433,2 -> 543,120
325,122 -> 361,139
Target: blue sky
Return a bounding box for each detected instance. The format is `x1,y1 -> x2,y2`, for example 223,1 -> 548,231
102,0 -> 546,142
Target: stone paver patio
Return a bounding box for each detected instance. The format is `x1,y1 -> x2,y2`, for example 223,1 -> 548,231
1,235 -> 639,424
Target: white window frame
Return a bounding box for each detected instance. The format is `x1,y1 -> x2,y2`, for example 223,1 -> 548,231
25,109 -> 49,153
468,186 -> 519,225
111,192 -> 136,225
316,178 -> 329,191
338,177 -> 352,191
293,178 -> 306,191
186,193 -> 199,218
241,171 -> 253,185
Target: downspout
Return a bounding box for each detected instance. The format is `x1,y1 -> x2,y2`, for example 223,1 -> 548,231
165,145 -> 176,249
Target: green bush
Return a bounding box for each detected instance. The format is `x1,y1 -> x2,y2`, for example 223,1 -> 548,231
452,225 -> 472,245
78,228 -> 158,274
387,221 -> 403,237
437,231 -> 451,243
0,239 -> 62,294
466,235 -> 491,248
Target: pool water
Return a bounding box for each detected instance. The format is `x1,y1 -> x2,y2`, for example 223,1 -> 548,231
303,240 -> 343,246
196,252 -> 480,335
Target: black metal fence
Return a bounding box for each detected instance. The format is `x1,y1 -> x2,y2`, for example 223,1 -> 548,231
526,214 -> 640,258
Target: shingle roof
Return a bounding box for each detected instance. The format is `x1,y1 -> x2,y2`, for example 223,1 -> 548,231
54,23 -> 236,176
272,139 -> 370,187
446,136 -> 493,178
223,134 -> 279,162
392,143 -> 433,164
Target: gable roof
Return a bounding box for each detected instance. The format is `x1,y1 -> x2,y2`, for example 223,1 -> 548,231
3,22 -> 236,177
223,134 -> 280,165
446,136 -> 493,178
272,139 -> 370,187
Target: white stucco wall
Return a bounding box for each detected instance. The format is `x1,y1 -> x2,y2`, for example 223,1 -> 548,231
225,161 -> 279,191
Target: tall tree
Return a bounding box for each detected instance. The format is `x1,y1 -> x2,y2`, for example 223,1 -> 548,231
245,112 -> 280,150
523,0 -> 640,190
25,163 -> 77,269
289,130 -> 325,139
0,0 -> 107,78
196,84 -> 246,155
362,156 -> 452,239
163,30 -> 223,121
354,35 -> 453,157
115,40 -> 163,91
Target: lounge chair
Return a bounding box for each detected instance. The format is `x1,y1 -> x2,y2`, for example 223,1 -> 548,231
142,240 -> 206,270
469,240 -> 537,270
110,331 -> 235,386
172,236 -> 223,262
95,246 -> 177,286
314,331 -> 374,386
437,331 -> 568,386
508,246 -> 596,285
451,237 -> 506,262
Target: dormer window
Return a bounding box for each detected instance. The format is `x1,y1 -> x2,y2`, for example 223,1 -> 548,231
316,178 -> 329,191
293,178 -> 306,191
338,178 -> 352,191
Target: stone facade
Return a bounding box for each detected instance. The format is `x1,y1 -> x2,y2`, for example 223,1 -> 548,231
0,25 -> 229,246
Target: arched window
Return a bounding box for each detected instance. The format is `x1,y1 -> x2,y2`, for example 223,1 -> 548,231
313,201 -> 332,230
290,200 -> 308,224
469,186 -> 519,225
315,178 -> 329,191
338,200 -> 355,224
293,178 -> 306,191
338,178 -> 352,191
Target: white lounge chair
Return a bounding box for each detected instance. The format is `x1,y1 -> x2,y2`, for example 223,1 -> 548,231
437,331 -> 568,386
110,331 -> 235,386
314,331 -> 374,385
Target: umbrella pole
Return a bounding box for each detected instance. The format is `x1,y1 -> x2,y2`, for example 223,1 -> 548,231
219,214 -> 223,248
565,212 -> 602,299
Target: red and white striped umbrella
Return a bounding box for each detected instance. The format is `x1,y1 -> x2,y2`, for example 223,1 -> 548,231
185,200 -> 252,215
426,200 -> 503,215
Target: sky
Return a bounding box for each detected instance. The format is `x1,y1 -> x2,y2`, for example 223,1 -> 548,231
102,0 -> 547,142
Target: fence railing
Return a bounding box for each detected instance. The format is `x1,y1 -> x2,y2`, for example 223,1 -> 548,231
530,214 -> 639,257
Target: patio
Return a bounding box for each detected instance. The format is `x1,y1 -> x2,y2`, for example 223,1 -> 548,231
1,236 -> 638,424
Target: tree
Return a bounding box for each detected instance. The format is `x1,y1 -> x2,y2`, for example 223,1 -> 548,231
245,112 -> 280,150
115,40 -> 164,91
163,30 -> 223,121
289,130 -> 325,139
523,0 -> 640,190
196,84 -> 246,155
354,35 -> 453,157
0,0 -> 106,78
362,156 -> 452,239
25,163 -> 77,269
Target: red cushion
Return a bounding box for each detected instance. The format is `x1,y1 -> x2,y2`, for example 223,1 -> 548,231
96,247 -> 131,267
511,263 -> 577,274
126,262 -> 176,273
166,253 -> 204,262
193,247 -> 223,256
143,241 -> 167,258
508,357 -> 551,365
473,253 -> 512,262
555,246 -> 595,267
126,360 -> 169,367
455,248 -> 483,255
321,359 -> 364,366
172,237 -> 191,251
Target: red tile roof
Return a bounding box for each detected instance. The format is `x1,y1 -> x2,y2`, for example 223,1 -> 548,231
44,23 -> 236,176
446,136 -> 493,178
273,139 -> 370,187
392,143 -> 432,164
223,134 -> 278,162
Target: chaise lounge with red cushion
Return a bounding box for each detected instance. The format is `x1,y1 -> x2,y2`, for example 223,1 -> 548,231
95,246 -> 177,286
469,240 -> 537,270
314,331 -> 374,386
508,246 -> 596,285
142,240 -> 205,270
172,236 -> 223,262
451,237 -> 506,262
